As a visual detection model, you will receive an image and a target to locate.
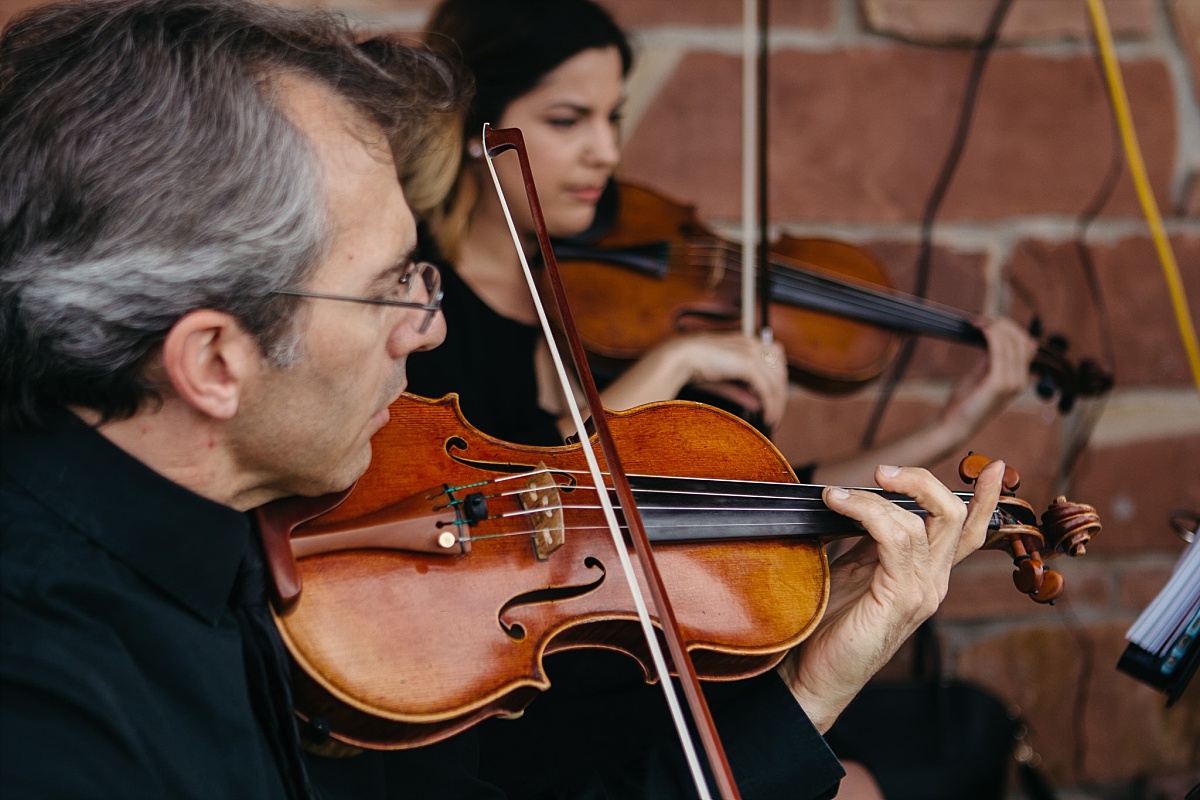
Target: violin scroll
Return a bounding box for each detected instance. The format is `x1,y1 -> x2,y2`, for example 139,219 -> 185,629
1028,333 -> 1115,414
1041,497 -> 1101,558
959,452 -> 1102,605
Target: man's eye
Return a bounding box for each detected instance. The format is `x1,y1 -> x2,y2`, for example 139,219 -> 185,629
386,266 -> 417,302
386,277 -> 408,301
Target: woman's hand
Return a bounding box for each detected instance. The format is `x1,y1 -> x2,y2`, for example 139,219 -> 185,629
810,318 -> 1036,487
598,331 -> 788,425
775,460 -> 1004,732
940,318 -> 1038,438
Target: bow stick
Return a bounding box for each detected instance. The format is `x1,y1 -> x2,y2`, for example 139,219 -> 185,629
481,123 -> 742,800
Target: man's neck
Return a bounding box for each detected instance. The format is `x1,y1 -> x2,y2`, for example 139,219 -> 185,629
75,404 -> 266,511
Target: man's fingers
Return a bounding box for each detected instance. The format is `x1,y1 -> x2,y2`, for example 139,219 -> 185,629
821,482 -> 926,576
872,465 -> 968,534
958,458 -> 1004,563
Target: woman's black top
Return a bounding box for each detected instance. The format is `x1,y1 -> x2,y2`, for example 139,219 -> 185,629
406,262 -> 563,447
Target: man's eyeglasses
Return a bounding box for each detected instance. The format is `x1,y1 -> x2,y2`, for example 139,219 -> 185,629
271,261 -> 443,333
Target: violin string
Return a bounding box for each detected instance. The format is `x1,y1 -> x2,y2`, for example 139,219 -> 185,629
469,520 -> 853,543
446,472 -> 1003,545
464,507 -> 1007,544
681,240 -> 974,338
446,468 -> 980,506
720,251 -> 964,335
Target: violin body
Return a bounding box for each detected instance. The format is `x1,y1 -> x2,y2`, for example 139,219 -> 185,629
270,394 -> 827,750
257,395 -> 1101,752
552,182 -> 900,393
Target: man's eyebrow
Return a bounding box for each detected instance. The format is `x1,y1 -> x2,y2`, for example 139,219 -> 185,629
375,246 -> 418,283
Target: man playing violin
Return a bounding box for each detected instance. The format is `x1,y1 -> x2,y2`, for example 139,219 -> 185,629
0,1 -> 461,796
1,1 -> 1005,798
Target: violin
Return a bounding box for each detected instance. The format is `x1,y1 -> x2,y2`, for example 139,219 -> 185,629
254,393 -> 1101,751
551,181 -> 1113,410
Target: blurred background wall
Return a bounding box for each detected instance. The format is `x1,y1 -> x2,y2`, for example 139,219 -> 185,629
4,0 -> 1196,796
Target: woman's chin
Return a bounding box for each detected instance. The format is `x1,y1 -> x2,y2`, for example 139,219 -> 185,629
549,209 -> 598,239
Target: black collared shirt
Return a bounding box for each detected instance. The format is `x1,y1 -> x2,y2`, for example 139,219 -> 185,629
1,410 -> 843,799
0,410 -> 289,799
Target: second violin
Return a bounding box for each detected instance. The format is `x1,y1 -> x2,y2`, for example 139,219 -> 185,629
551,181 -> 1112,409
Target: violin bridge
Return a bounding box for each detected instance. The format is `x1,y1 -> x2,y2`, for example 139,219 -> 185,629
519,461 -> 565,561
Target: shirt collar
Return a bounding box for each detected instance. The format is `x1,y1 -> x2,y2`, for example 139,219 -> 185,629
1,409 -> 250,624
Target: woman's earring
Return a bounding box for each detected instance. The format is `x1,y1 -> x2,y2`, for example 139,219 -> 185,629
466,140 -> 484,159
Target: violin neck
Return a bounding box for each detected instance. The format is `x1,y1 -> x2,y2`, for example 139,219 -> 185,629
551,239 -> 986,349
627,475 -> 999,544
766,260 -> 986,347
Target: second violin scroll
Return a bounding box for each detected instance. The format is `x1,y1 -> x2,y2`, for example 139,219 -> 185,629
551,181 -> 1112,410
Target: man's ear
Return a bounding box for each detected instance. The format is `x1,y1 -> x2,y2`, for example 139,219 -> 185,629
160,310 -> 263,421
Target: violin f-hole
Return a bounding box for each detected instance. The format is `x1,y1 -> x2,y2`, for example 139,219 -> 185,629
498,557 -> 607,640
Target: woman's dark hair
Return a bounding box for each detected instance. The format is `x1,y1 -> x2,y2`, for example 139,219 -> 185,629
425,0 -> 633,140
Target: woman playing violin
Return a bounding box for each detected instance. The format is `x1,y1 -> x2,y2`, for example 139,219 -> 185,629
408,0 -> 789,446
409,0 -> 1038,489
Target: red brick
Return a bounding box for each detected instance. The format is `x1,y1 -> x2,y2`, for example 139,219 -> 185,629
0,0 -> 53,30
1145,770 -> 1200,799
1006,234 -> 1200,387
620,49 -> 1176,225
1071,435 -> 1200,554
775,384 -> 1066,494
940,556 -> 1112,620
603,0 -> 832,29
1171,0 -> 1200,110
1117,559 -> 1188,611
1186,171 -> 1200,219
953,622 -> 1200,785
862,0 -> 1155,44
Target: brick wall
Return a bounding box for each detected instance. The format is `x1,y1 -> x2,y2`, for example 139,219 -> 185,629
603,2 -> 1200,794
4,0 -> 1196,795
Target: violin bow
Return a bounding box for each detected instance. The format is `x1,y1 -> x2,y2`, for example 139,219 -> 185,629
481,124 -> 742,800
740,0 -> 773,346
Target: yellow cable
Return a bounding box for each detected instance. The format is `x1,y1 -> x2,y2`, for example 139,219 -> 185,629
1085,0 -> 1200,395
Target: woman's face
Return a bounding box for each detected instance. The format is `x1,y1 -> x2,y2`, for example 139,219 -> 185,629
486,45 -> 624,239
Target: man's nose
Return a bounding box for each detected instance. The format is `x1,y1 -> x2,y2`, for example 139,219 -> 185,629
387,302 -> 444,360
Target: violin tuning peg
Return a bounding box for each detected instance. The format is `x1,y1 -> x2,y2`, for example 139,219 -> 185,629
957,453 -> 1021,493
958,452 -> 990,484
1036,374 -> 1060,402
1056,388 -> 1077,414
1012,557 -> 1044,596
1002,465 -> 1021,493
1078,359 -> 1115,396
1031,569 -> 1064,604
1046,333 -> 1069,354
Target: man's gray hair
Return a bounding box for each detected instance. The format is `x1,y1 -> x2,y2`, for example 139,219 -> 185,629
0,0 -> 467,431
